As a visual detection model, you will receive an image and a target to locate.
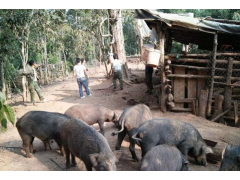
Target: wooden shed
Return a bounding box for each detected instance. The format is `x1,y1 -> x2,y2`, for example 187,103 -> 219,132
134,9 -> 240,127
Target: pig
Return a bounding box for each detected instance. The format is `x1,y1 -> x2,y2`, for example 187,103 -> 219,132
132,119 -> 213,166
111,104 -> 152,162
16,111 -> 70,158
60,119 -> 122,171
140,144 -> 189,171
64,104 -> 118,136
220,144 -> 240,171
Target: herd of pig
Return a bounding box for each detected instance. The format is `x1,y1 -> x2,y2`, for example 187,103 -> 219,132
15,104 -> 240,171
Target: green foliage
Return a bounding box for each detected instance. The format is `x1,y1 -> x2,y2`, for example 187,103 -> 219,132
48,53 -> 60,64
0,92 -> 15,133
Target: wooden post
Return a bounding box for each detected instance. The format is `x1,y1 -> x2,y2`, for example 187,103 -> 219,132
207,33 -> 218,117
159,26 -> 167,112
211,95 -> 224,120
224,57 -> 234,116
234,102 -> 239,127
199,90 -> 209,118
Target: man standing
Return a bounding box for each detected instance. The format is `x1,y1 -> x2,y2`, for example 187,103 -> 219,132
111,54 -> 123,90
145,65 -> 153,94
73,58 -> 92,98
19,60 -> 47,106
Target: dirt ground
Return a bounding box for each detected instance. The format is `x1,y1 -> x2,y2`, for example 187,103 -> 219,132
1,62 -> 240,171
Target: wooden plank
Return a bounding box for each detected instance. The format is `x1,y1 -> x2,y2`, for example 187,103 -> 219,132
173,67 -> 185,108
188,70 -> 197,108
167,74 -> 210,78
170,64 -> 209,70
174,98 -> 196,103
166,53 -> 240,58
211,109 -> 231,122
170,107 -> 192,112
197,70 -> 207,99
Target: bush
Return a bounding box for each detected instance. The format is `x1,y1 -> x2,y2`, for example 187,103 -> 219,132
0,92 -> 15,132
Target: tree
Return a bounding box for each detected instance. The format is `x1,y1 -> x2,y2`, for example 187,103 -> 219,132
108,9 -> 129,79
2,9 -> 37,101
0,92 -> 15,132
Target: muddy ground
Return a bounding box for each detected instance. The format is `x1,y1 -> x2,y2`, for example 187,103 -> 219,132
1,62 -> 240,171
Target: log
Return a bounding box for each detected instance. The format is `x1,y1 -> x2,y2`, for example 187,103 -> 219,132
192,100 -> 196,115
198,90 -> 209,118
165,60 -> 171,65
159,29 -> 167,112
187,70 -> 197,108
211,109 -> 231,122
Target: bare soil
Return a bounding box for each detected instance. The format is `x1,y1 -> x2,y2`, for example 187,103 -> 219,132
1,62 -> 240,171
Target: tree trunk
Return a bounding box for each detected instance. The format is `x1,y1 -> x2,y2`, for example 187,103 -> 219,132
0,60 -> 6,96
62,50 -> 68,76
43,35 -> 49,85
21,43 -> 27,102
108,9 -> 129,79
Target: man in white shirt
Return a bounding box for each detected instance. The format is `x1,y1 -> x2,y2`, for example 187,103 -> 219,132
111,54 -> 123,90
73,58 -> 92,98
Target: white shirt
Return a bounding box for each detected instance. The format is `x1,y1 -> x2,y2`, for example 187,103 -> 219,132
112,59 -> 122,72
32,67 -> 37,81
74,64 -> 86,78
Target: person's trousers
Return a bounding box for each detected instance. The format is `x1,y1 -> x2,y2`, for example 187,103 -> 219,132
77,77 -> 90,97
28,81 -> 44,103
145,72 -> 153,92
113,71 -> 123,89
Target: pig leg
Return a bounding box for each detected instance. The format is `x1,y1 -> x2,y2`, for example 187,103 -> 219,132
55,139 -> 64,156
98,119 -> 105,136
71,153 -> 77,167
30,137 -> 35,153
64,146 -> 71,169
21,134 -> 34,158
115,129 -> 126,150
129,139 -> 140,162
85,162 -> 93,171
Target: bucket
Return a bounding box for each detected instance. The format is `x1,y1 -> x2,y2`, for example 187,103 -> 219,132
142,44 -> 161,67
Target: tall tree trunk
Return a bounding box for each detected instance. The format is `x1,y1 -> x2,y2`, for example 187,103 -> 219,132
108,9 -> 129,79
0,60 -> 6,96
43,35 -> 49,85
62,50 -> 68,76
21,43 -> 27,102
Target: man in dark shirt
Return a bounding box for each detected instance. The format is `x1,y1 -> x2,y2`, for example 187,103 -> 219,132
145,65 -> 153,94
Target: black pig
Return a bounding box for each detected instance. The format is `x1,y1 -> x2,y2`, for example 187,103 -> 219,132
60,119 -> 122,171
132,119 -> 213,166
16,111 -> 70,158
140,144 -> 189,171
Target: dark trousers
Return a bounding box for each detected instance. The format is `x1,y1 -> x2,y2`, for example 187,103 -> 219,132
113,71 -> 123,89
145,72 -> 153,92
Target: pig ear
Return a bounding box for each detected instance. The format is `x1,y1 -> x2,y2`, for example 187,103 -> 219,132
202,146 -> 213,154
89,153 -> 100,167
113,150 -> 123,162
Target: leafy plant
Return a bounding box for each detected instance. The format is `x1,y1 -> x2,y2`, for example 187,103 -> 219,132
0,92 -> 15,132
